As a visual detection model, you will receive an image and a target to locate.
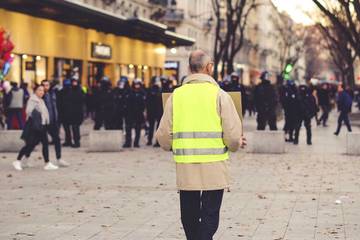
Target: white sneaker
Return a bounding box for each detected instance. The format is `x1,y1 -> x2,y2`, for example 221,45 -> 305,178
57,159 -> 70,167
44,162 -> 59,170
21,157 -> 32,168
12,161 -> 23,171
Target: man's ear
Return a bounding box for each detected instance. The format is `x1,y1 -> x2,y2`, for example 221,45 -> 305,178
207,64 -> 214,75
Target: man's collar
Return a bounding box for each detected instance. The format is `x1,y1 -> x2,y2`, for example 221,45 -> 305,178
182,73 -> 218,86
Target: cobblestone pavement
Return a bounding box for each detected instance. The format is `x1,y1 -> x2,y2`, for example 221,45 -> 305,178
0,114 -> 359,240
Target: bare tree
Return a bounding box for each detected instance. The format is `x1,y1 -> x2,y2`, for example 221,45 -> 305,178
303,26 -> 323,81
272,11 -> 305,76
273,13 -> 305,69
317,21 -> 357,87
312,0 -> 360,57
211,0 -> 259,80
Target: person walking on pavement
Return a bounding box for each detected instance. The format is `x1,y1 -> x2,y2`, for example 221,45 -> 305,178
13,85 -> 58,171
334,83 -> 352,136
146,76 -> 163,147
156,50 -> 246,240
123,78 -> 146,148
5,82 -> 25,129
254,71 -> 278,130
294,85 -> 317,145
41,80 -> 69,167
317,83 -> 331,127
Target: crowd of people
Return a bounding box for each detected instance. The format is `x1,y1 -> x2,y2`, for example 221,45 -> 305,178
0,71 -> 358,170
0,76 -> 176,170
252,72 -> 355,145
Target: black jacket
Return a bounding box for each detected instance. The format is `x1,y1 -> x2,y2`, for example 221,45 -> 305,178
59,86 -> 84,125
146,86 -> 163,119
21,109 -> 44,144
298,87 -> 317,119
112,87 -> 129,118
254,80 -> 278,114
124,88 -> 146,121
337,91 -> 353,113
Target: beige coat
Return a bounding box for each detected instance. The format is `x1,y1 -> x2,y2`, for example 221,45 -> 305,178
155,73 -> 243,190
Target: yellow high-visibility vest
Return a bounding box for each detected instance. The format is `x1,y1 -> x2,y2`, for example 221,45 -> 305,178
172,82 -> 229,163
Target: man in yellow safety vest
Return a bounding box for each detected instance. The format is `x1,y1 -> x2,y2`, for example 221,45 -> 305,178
156,49 -> 246,240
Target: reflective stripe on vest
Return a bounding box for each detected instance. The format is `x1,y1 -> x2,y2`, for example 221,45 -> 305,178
172,82 -> 229,164
174,147 -> 228,156
173,131 -> 223,139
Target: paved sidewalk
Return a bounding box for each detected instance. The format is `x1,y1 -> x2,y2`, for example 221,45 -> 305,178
0,114 -> 359,240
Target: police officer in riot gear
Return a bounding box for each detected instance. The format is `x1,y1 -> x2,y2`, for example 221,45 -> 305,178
281,79 -> 299,142
254,71 -> 278,130
219,75 -> 232,91
230,72 -> 246,116
93,77 -> 113,130
123,78 -> 146,148
146,76 -> 163,147
294,85 -> 317,145
111,76 -> 130,130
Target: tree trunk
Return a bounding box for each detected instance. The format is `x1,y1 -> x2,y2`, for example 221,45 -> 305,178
346,65 -> 355,88
227,56 -> 234,74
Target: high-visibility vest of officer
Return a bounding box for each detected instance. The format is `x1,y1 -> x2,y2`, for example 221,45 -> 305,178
156,50 -> 245,191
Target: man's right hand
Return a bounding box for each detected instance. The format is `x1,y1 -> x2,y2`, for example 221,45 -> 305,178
239,135 -> 247,148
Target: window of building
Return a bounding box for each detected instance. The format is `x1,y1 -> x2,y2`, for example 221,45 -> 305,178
7,54 -> 48,87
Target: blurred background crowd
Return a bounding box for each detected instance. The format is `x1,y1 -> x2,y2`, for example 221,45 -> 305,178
1,70 -> 359,149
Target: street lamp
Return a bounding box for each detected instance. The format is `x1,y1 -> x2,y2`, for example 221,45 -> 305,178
170,48 -> 177,54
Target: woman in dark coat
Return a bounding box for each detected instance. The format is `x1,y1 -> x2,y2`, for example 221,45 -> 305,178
14,85 -> 59,171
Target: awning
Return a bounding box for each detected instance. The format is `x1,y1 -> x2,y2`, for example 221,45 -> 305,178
0,0 -> 195,47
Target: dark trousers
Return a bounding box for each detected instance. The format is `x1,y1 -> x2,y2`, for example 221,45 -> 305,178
180,190 -> 224,240
112,115 -> 124,130
319,105 -> 330,126
47,123 -> 61,159
17,130 -> 49,163
63,124 -> 80,145
147,117 -> 160,144
335,111 -> 352,134
6,108 -> 24,129
257,112 -> 277,131
0,116 -> 5,129
294,118 -> 312,143
283,113 -> 297,140
125,118 -> 142,145
94,112 -> 112,130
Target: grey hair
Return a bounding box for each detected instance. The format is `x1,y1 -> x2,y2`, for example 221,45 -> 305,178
189,50 -> 212,73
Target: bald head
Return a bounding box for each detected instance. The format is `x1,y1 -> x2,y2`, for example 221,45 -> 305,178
189,50 -> 213,74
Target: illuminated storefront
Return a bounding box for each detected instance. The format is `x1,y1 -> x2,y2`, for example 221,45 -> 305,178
7,53 -> 47,86
0,0 -> 194,87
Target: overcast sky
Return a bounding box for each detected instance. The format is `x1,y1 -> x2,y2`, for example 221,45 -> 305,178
271,0 -> 315,25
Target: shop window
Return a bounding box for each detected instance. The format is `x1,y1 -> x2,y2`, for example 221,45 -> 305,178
8,54 -> 48,88
128,64 -> 135,83
142,65 -> 150,87
36,56 -> 46,83
88,62 -> 105,87
55,58 -> 82,82
6,54 -> 21,84
120,64 -> 128,77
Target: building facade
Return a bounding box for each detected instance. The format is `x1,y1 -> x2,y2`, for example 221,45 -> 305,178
1,0 -> 193,88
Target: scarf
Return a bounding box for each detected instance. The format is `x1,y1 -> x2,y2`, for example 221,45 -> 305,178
26,94 -> 50,125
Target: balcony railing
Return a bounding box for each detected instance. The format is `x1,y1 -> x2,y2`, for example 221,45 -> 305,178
148,0 -> 168,7
161,8 -> 184,24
